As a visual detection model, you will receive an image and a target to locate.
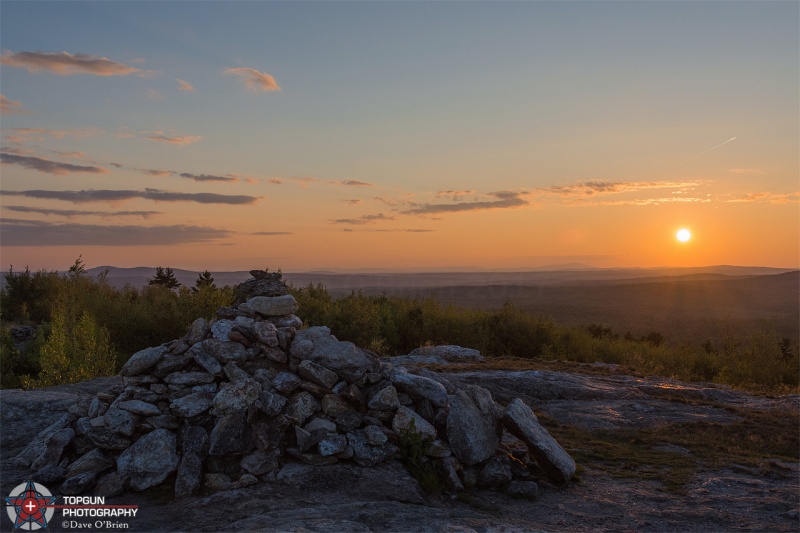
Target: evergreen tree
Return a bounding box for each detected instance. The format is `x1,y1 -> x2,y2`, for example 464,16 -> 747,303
193,270 -> 216,293
149,267 -> 181,289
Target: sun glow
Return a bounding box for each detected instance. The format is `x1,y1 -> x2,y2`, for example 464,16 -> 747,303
676,228 -> 692,242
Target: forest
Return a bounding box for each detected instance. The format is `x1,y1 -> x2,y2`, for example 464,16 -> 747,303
1,260 -> 797,394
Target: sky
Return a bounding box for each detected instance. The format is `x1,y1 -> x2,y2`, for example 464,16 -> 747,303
1,1 -> 798,272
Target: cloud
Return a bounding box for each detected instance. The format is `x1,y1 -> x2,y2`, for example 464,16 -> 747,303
3,205 -> 161,219
0,218 -> 229,246
178,172 -> 238,183
0,152 -> 108,175
436,190 -> 476,200
224,67 -> 281,92
268,178 -> 283,185
177,78 -> 196,92
0,94 -> 29,115
726,192 -> 800,204
1,188 -> 262,205
339,180 -> 373,187
144,169 -> 173,177
1,50 -> 144,76
50,150 -> 85,159
5,127 -> 102,142
146,134 -> 202,145
567,197 -> 711,207
286,176 -> 374,189
146,88 -> 164,100
342,199 -> 362,205
537,180 -> 702,197
331,213 -> 395,225
252,231 -> 292,236
404,191 -> 527,215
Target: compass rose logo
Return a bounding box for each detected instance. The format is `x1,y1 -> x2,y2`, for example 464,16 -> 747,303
4,480 -> 56,530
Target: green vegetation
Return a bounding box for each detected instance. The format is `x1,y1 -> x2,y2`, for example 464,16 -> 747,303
398,419 -> 442,493
1,262 -> 796,394
1,260 -> 234,389
291,283 -> 799,394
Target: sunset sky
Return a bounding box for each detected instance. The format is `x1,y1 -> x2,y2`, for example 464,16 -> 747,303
1,2 -> 798,272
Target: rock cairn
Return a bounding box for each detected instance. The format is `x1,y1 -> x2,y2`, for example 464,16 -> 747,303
16,271 -> 576,499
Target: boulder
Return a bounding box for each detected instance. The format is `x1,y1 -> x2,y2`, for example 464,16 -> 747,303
116,429 -> 180,491
241,295 -> 299,317
502,398 -> 576,484
384,367 -> 448,408
186,317 -> 209,345
118,400 -> 162,417
446,386 -> 500,465
284,392 -> 321,426
174,452 -> 203,498
120,346 -> 168,377
31,428 -> 74,471
169,392 -> 214,418
298,360 -> 339,389
211,378 -> 261,417
368,385 -> 401,411
290,327 -> 380,379
66,449 -> 114,478
408,345 -> 484,363
392,406 -> 437,442
208,413 -> 251,455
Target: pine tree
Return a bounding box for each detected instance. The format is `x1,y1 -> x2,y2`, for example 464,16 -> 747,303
193,270 -> 216,293
149,267 -> 181,289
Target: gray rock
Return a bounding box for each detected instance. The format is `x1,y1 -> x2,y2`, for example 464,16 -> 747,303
234,272 -> 289,301
13,412 -> 78,466
104,408 -> 137,437
258,389 -> 287,417
446,386 -> 500,465
318,434 -> 348,456
295,425 -> 327,452
93,472 -> 127,497
163,372 -> 215,386
290,326 -> 380,380
305,417 -> 337,434
153,354 -> 193,377
31,427 -> 74,470
120,346 -> 168,376
347,429 -> 398,467
241,449 -> 280,476
191,343 -> 223,375
364,425 -> 388,446
409,345 -> 484,363
33,464 -> 67,485
284,391 -> 321,426
425,440 -> 452,458
273,372 -> 301,394
66,448 -> 114,478
242,294 -> 298,316
335,411 -> 364,432
174,452 -> 203,498
202,338 -> 248,364
88,398 -> 107,418
392,406 -> 437,441
253,321 -> 279,347
60,472 -> 97,495
186,317 -> 210,345
298,360 -> 339,389
117,429 -> 180,491
270,315 -> 303,329
203,473 -> 233,492
506,480 -> 539,500
118,400 -> 162,417
368,385 -> 400,411
502,398 -> 576,484
251,416 -> 289,451
223,362 -> 251,383
442,456 -> 464,491
211,378 -> 261,417
170,392 -> 214,418
208,413 -> 251,455
321,394 -> 353,417
211,319 -> 236,341
384,367 -> 448,408
179,425 -> 209,455
85,426 -> 132,450
479,456 -> 513,487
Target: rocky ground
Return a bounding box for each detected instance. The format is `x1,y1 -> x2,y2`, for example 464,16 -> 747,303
2,363 -> 798,533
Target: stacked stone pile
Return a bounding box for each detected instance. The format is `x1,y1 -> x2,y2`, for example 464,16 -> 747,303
16,271 -> 575,500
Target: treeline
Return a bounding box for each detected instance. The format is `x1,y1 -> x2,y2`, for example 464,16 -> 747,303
0,259 -> 233,389
1,261 -> 797,394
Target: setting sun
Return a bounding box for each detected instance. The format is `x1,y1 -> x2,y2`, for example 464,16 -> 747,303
676,228 -> 692,242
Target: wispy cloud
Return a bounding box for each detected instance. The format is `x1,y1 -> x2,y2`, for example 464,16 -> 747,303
287,176 -> 374,189
726,192 -> 800,204
436,190 -> 476,200
331,213 -> 395,225
144,169 -> 173,177
252,231 -> 292,236
177,78 -> 196,92
567,197 -> 711,207
342,199 -> 362,205
268,178 -> 283,185
340,180 -> 373,187
0,152 -> 108,175
146,88 -> 164,100
49,150 -> 85,159
178,172 -> 238,183
146,134 -> 201,145
404,191 -> 527,215
537,180 -> 701,197
0,94 -> 29,115
5,127 -> 103,142
224,67 -> 281,92
1,50 -> 144,77
1,188 -> 262,205
3,205 -> 161,219
0,218 -> 229,246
